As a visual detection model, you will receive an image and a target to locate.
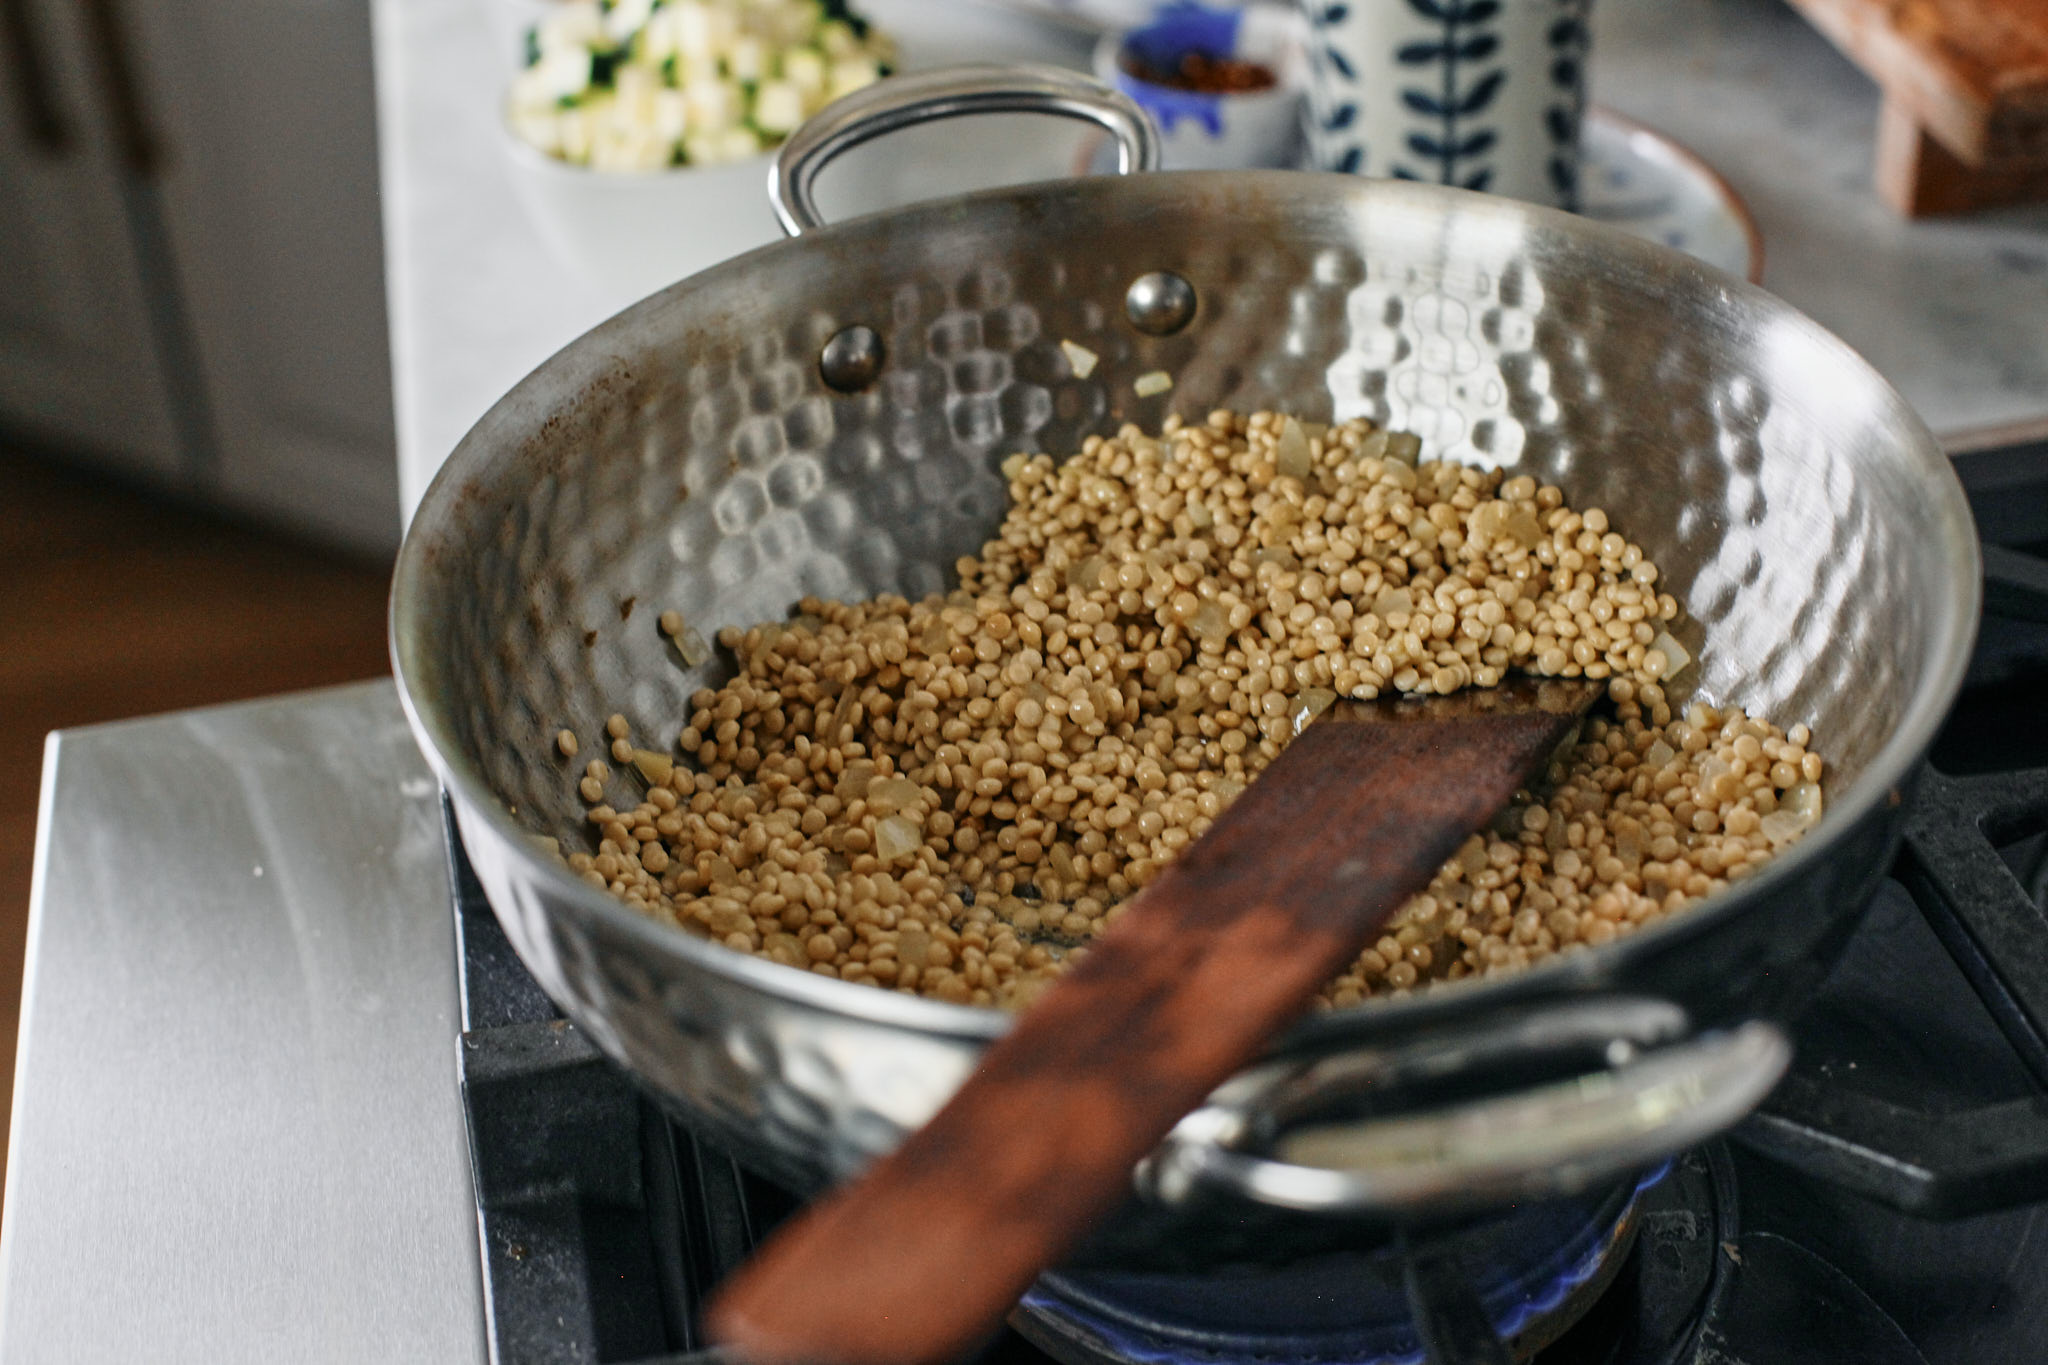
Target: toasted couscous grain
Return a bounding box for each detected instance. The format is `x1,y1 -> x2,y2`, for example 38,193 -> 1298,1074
558,411 -> 1823,1009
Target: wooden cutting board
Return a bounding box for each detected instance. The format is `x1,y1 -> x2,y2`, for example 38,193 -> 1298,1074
1786,0 -> 2048,214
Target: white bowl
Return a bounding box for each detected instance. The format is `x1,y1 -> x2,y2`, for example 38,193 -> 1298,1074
497,87 -> 1109,299
497,125 -> 786,299
1093,3 -> 1307,172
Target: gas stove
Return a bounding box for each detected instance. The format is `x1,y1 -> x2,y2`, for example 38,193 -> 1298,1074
447,437 -> 2048,1365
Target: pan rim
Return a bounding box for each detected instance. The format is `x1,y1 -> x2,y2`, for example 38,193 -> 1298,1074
391,168 -> 1982,1047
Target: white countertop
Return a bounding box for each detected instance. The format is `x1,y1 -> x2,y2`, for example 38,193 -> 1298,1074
373,0 -> 2048,527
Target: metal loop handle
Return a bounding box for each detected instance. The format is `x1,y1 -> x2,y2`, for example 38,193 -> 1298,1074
1137,998 -> 1791,1218
770,63 -> 1161,237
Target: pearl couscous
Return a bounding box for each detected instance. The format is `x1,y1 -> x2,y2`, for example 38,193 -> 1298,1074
556,410 -> 1824,1009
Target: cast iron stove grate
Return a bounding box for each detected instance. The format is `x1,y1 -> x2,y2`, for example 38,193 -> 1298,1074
447,437 -> 2048,1365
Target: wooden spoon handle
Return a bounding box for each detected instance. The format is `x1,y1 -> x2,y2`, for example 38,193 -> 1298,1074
709,679 -> 1601,1365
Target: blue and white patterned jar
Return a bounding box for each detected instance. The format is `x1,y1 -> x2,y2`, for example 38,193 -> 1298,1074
1300,0 -> 1593,211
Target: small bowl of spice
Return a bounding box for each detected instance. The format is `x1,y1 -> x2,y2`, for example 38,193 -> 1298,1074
1094,2 -> 1307,171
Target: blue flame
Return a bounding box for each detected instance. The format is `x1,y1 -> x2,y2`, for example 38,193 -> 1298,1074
1023,1162 -> 1675,1365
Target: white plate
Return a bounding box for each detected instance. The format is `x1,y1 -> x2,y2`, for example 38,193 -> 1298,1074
1074,100 -> 1764,283
1581,106 -> 1762,283
967,0 -> 1766,283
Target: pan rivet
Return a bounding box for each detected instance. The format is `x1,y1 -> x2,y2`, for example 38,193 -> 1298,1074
1125,271 -> 1197,336
819,325 -> 885,393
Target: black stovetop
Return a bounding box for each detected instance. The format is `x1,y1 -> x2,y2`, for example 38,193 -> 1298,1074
447,437 -> 2048,1365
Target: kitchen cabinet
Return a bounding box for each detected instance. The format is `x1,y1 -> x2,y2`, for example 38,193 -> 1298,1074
119,0 -> 400,552
0,0 -> 182,480
0,0 -> 399,554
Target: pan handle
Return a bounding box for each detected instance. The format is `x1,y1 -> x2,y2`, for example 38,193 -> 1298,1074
769,63 -> 1161,236
1135,997 -> 1790,1218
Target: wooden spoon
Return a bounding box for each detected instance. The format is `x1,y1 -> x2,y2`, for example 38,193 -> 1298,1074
708,675 -> 1604,1365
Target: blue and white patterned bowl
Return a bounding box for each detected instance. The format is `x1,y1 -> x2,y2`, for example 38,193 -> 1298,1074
1094,4 -> 1309,171
1303,0 -> 1593,211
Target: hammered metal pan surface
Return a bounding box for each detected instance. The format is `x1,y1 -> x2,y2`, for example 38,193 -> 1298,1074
392,171 -> 1978,1224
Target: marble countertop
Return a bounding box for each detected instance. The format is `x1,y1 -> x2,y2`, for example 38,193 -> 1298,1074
372,0 -> 2048,525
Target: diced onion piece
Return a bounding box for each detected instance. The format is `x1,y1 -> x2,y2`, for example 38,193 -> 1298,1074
1759,809 -> 1810,848
1372,586 -> 1413,619
1066,555 -> 1108,592
1250,546 -> 1298,571
1060,339 -> 1099,379
632,749 -> 674,784
1384,432 -> 1422,465
1784,781 -> 1824,824
866,776 -> 922,816
1047,844 -> 1076,883
834,760 -> 877,801
1133,370 -> 1173,398
1289,687 -> 1338,736
1275,417 -> 1312,480
676,627 -> 711,666
1079,475 -> 1122,509
1502,506 -> 1544,549
1187,601 -> 1230,642
1644,739 -> 1676,770
1649,631 -> 1692,680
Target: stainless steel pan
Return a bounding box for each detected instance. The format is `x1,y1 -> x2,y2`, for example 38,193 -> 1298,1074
390,66 -> 1979,1264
